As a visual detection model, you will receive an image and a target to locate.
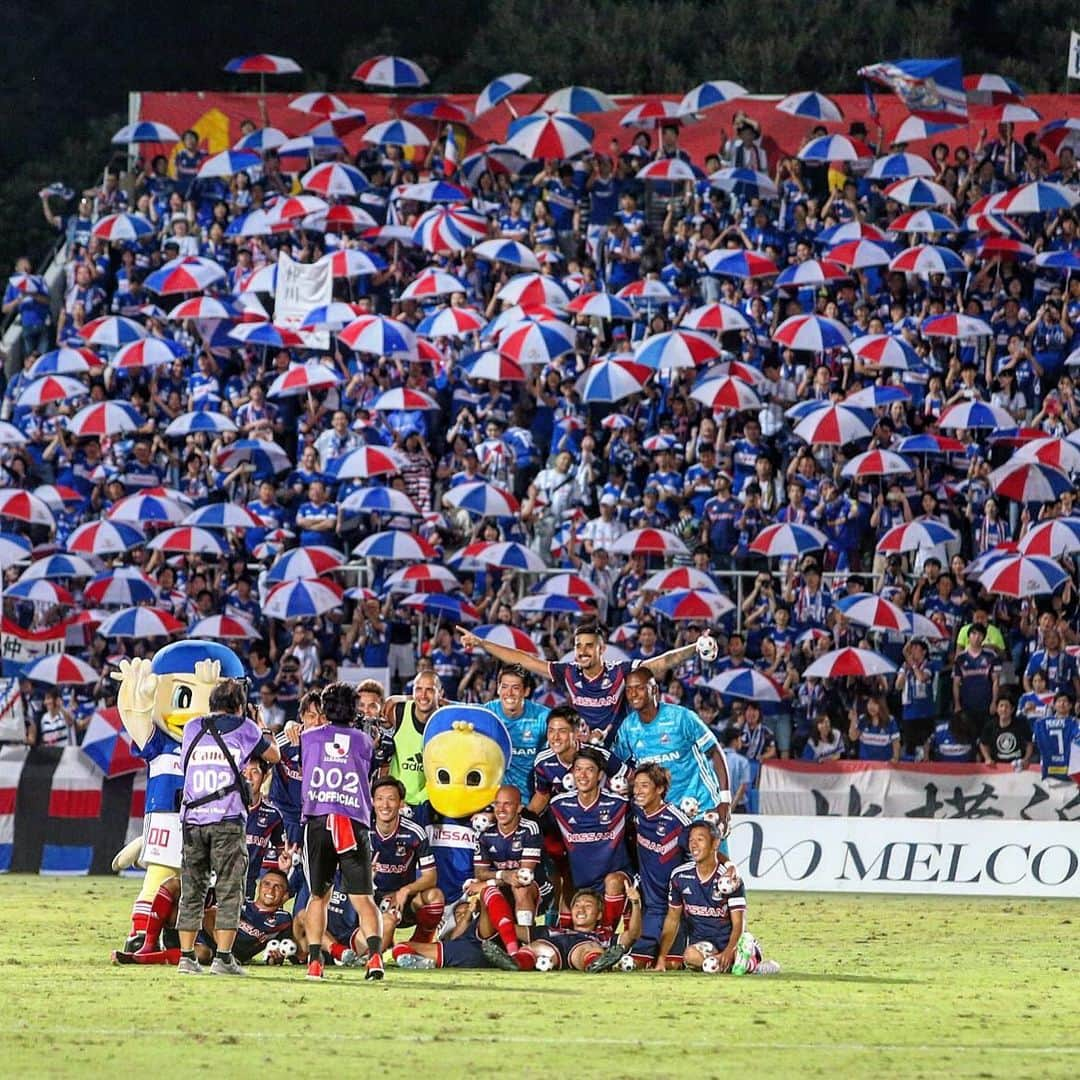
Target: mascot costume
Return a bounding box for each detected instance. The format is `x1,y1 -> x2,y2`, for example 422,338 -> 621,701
110,640 -> 245,959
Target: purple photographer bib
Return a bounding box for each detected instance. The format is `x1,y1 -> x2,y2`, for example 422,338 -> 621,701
301,724 -> 375,824
180,716 -> 263,825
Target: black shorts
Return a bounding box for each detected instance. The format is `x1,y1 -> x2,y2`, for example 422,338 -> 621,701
303,816 -> 373,898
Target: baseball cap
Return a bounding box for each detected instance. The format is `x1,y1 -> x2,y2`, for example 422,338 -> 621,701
599,493 -> 617,506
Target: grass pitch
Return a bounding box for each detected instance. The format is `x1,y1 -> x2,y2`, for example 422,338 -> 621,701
1,876 -> 1077,1078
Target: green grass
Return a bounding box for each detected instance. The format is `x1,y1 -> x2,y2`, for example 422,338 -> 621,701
1,876 -> 1078,1078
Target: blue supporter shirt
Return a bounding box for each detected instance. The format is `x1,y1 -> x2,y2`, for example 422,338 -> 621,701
1031,715 -> 1079,779
855,717 -> 900,761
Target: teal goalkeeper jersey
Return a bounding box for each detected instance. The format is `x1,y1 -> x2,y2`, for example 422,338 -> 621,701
614,703 -> 722,811
485,699 -> 551,797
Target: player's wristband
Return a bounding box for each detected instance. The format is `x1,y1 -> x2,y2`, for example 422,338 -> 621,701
718,790 -> 732,805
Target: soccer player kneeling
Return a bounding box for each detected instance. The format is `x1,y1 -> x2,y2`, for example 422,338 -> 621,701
298,683 -> 383,982
656,820 -> 780,976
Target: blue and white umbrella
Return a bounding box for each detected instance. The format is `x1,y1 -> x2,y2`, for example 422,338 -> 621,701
98,606 -> 185,638
472,239 -> 541,271
182,503 -> 266,530
216,439 -> 293,474
394,180 -> 472,204
352,55 -> 429,88
706,668 -> 786,703
83,568 -> 158,607
30,347 -> 95,377
867,153 -> 935,179
234,127 -> 288,152
678,80 -> 747,116
884,177 -> 955,208
362,120 -> 430,149
775,92 -> 843,122
198,150 -> 262,178
798,134 -> 872,162
265,546 -> 346,584
111,120 -> 180,144
540,86 -> 616,114
937,400 -> 1014,431
0,534 -> 35,570
354,530 -> 437,561
107,492 -> 187,526
708,167 -> 779,200
513,593 -> 587,614
476,73 -> 533,115
340,486 -> 421,517
576,359 -> 652,403
505,112 -> 594,159
164,411 -> 237,438
264,578 -> 344,620
444,482 -> 519,517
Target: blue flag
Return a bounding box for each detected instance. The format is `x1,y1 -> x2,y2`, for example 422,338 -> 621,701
858,58 -> 967,120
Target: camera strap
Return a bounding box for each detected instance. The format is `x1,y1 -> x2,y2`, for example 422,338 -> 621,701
182,714 -> 251,811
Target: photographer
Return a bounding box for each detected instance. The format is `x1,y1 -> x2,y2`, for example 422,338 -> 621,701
176,679 -> 280,976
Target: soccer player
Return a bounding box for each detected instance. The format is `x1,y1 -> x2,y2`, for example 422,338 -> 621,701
1031,691 -> 1079,779
627,763 -> 690,970
392,897 -> 493,970
657,820 -> 780,976
459,616 -> 712,743
383,669 -> 445,823
615,668 -> 731,829
482,665 -> 550,797
298,682 -> 383,982
371,777 -> 444,952
548,747 -> 633,935
471,784 -> 544,945
242,758 -> 286,900
195,867 -> 293,967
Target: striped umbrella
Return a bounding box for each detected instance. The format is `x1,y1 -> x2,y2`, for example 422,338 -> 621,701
290,92 -> 348,115
495,273 -> 570,307
80,315 -> 148,347
371,388 -> 440,411
224,54 -> 301,75
922,313 -> 994,340
708,167 -> 779,201
498,320 -> 576,365
889,210 -> 960,234
417,307 -> 486,337
642,434 -> 681,452
338,315 -> 417,359
107,492 -> 187,526
450,540 -> 546,572
513,594 -> 587,614
30,347 -> 96,377
836,593 -> 908,632
610,528 -> 690,557
536,574 -> 603,600
475,73 -> 533,115
216,440 -> 293,475
642,568 -> 720,593
354,531 -> 437,561
0,489 -> 56,528
145,256 -> 226,294
68,402 -> 143,438
505,112 -> 594,158
267,362 -> 343,398
23,653 -> 100,685
867,153 -> 935,179
352,55 -> 428,88
322,204 -> 379,232
83,569 -> 158,607
798,135 -> 873,162
706,668 -> 786,703
773,314 -> 853,351
575,360 -> 652,403
98,607 -> 185,638
164,411 -> 237,438
91,213 -> 156,241
989,461 -> 1072,503
636,159 -> 698,182
749,523 -> 828,557
540,86 -> 616,114
459,143 -> 530,184
400,593 -> 482,623
794,405 -> 873,446
883,177 -> 955,208
1034,251 -> 1080,274
266,546 -> 345,584
703,249 -> 780,279
188,615 -> 261,640
298,302 -> 367,332
385,565 -> 461,591
776,91 -> 843,122
620,100 -> 684,126
111,120 -> 180,144
264,578 -> 344,620
182,504 -> 266,530
818,222 -> 890,246
634,329 -> 724,370
79,707 -> 142,777
340,486 -> 421,518
680,302 -> 750,333
300,162 -> 370,197
472,239 -> 541,271
1014,438 -> 1080,473
444,482 -> 520,518
19,552 -> 92,580
989,182 -> 1079,215
413,205 -> 489,253
1017,518 -> 1080,558
334,446 -> 409,480
804,648 -> 897,679
6,579 -> 75,605
317,250 -> 386,279
617,279 -> 680,303
17,375 -> 87,408
652,590 -> 735,621
110,338 -> 186,370
978,555 -> 1068,598
395,180 -> 473,204
889,244 -> 966,276
469,624 -> 542,658
147,526 -> 228,555
362,119 -> 430,148
400,269 -> 467,300
845,386 -> 911,410
937,401 -> 1014,430
563,293 -> 633,321
197,150 -> 262,178
66,520 -> 144,555
826,239 -> 893,269
690,376 -> 763,412
876,520 -> 959,553
458,350 -> 526,382
677,80 -> 747,115
841,449 -> 913,478
1038,119 -> 1080,155
850,335 -> 921,370
775,260 -> 849,288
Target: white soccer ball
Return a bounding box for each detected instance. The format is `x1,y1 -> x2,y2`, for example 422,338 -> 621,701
534,952 -> 554,972
291,850 -> 302,867
608,774 -> 628,795
617,954 -> 637,972
716,862 -> 742,896
471,811 -> 494,833
379,896 -> 397,914
695,633 -> 718,662
701,955 -> 721,974
279,939 -> 297,958
265,939 -> 281,963
516,867 -> 534,886
697,941 -> 716,955
679,796 -> 700,819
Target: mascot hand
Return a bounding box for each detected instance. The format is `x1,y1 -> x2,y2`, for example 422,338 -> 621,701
111,657 -> 158,720
193,658 -> 222,688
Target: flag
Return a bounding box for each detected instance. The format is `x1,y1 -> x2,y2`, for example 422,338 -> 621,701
273,251 -> 333,350
443,124 -> 462,177
858,58 -> 967,120
1,618 -> 70,678
863,80 -> 879,123
0,679 -> 25,744
1069,31 -> 1080,80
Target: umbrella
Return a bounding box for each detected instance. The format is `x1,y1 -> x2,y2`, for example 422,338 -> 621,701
17,375 -> 87,408
188,615 -> 261,640
804,648 -> 897,679
617,280 -> 681,305
703,249 -> 779,279
459,143 -> 530,185
385,565 -> 461,591
1038,118 -> 1080,155
876,520 -> 959,553
80,707 -> 143,777
395,180 -> 473,204
975,236 -> 1035,261
351,55 -> 428,88
513,594 -> 588,614
111,120 -> 180,144
450,540 -> 546,572
321,204 -> 379,232
5,579 -> 74,605
289,91 -> 349,115
0,489 -> 55,528
80,315 -> 148,347
505,112 -> 594,158
469,623 -> 542,658
1017,518 -> 1080,558
30,348 -> 96,377
416,307 -> 486,337
413,205 -> 488,252
937,401 -> 1014,430
818,220 -> 890,244
978,555 -> 1067,598
540,86 -> 616,114
472,239 -> 541,271
798,135 -> 872,162
340,487 -> 421,518
642,434 -> 681,452
867,153 -> 935,179
23,653 -> 100,685
690,376 -> 762,412
475,73 -> 533,115
975,103 -> 1041,126
535,574 -> 603,601
83,569 -> 158,607
844,386 -> 911,410
91,213 -> 156,241
989,461 -> 1072,503
774,259 -> 849,288
889,210 -> 959,234
495,273 -> 570,307
66,520 -> 144,555
651,590 -> 735,621
300,162 -> 370,197
849,335 -> 921,370
362,119 -> 430,148
1034,251 -> 1080,274
989,182 -> 1080,216
825,240 -> 893,269
776,91 -> 843,121
964,73 -> 1025,103
354,531 -> 438,561
883,177 -> 955,208
339,315 -> 417,358
18,552 -> 90,580
215,440 -> 293,475
841,449 -> 913,478
749,523 -> 828,557
145,256 -> 226,295
706,669 -> 786,703
404,99 -> 475,125
298,301 -> 366,332
400,269 -> 467,300
224,53 -> 300,74
610,528 -> 690,557
774,314 -> 853,351
334,446 -> 408,480
110,338 -> 186,370
460,350 -> 527,382
499,319 -> 576,364
147,526 -> 228,555
561,293 -> 630,321
107,492 -> 187,526
182,504 -> 266,530
922,313 -> 994,340
889,244 -> 966,276
708,167 -> 779,200
1014,438 -> 1080,472
315,252 -> 386,283
164,411 -> 237,438
444,482 -> 520,517
67,401 -> 143,438
371,388 -> 440,411
266,362 -> 343,398
678,303 -> 750,334
98,607 -> 185,638
634,329 -> 724,370
197,150 -> 261,179
575,360 -> 651,403
234,126 -> 289,151
401,594 -> 482,623
677,80 -> 747,115
794,404 -> 873,445
266,546 -> 346,584
636,159 -> 698,182
264,578 -> 344,620
620,100 -> 684,127
836,593 -> 908,632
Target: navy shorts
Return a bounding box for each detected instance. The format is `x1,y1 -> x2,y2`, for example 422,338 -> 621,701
631,908 -> 686,961
439,926 -> 489,969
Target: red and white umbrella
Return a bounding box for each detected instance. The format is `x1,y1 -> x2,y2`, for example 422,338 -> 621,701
642,567 -> 721,593
23,653 -> 100,685
989,461 -> 1071,503
498,319 -> 576,365
461,351 -> 528,382
749,523 -> 828,557
17,375 -> 87,408
537,573 -> 603,600
937,400 -> 1014,430
187,615 -> 261,640
690,376 -> 762,412
922,313 -> 994,340
338,314 -> 417,359
505,111 -> 594,159
413,205 -> 489,253
450,540 -> 547,572
66,520 -> 143,555
652,589 -> 735,621
400,269 -> 467,300
444,482 -> 520,518
317,250 -> 385,280
876,520 -> 959,553
335,446 -> 409,480
264,578 -> 344,620
773,314 -> 852,351
266,362 -> 343,398
67,402 -> 142,438
300,161 -> 370,197
1017,518 -> 1080,558
0,489 -> 56,528
371,387 -> 440,411
98,606 -> 185,638
793,405 -> 873,446
978,555 -> 1068,598
633,329 -> 724,370
353,531 -> 437,561
840,449 -> 913,478
706,668 -> 786,703
610,528 -> 690,557
146,256 -> 227,295
147,526 -> 228,555
636,158 -> 698,182
417,307 -> 486,337
384,564 -> 461,591
468,624 -> 542,658
836,593 -> 907,632
889,244 -> 966,276
495,273 -> 570,307
804,647 -> 897,679
110,338 -> 185,371
80,315 -> 147,347
322,204 -> 379,232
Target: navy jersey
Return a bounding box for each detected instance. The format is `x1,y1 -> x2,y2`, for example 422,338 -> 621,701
954,649 -> 998,713
546,659 -> 635,742
532,926 -> 608,964
244,801 -> 285,898
631,802 -> 691,912
548,790 -> 632,892
1031,715 -> 1079,778
473,817 -> 543,876
232,902 -> 293,963
326,874 -> 360,944
426,812 -> 477,904
371,817 -> 433,894
531,745 -> 627,799
667,860 -> 747,950
269,733 -> 303,826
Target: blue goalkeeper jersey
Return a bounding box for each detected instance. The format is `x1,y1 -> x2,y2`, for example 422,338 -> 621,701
613,704 -> 722,810
484,699 -> 550,797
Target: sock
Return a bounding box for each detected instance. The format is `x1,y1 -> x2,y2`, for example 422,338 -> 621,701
514,946 -> 536,971
602,893 -> 626,931
140,947 -> 181,966
138,886 -> 175,953
391,943 -> 416,962
410,902 -> 444,944
329,943 -> 347,961
365,935 -> 382,959
308,945 -> 323,965
217,950 -> 232,964
129,901 -> 151,939
557,910 -> 573,930
482,885 -> 519,955
180,949 -> 196,962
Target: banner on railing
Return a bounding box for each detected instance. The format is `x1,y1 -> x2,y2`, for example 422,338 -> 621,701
758,760 -> 1080,821
727,815 -> 1080,897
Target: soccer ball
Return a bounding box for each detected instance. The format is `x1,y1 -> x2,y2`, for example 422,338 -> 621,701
608,774 -> 628,795
379,896 -> 397,915
716,862 -> 742,896
697,941 -> 716,956
264,939 -> 281,964
279,939 -> 297,959
695,633 -> 718,662
679,796 -> 700,819
471,811 -> 494,833
701,955 -> 721,974
291,850 -> 302,867
617,954 -> 637,972
702,810 -> 720,826
516,867 -> 534,886
535,952 -> 554,972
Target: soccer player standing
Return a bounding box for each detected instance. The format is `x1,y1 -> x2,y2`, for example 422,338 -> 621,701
481,665 -> 550,798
